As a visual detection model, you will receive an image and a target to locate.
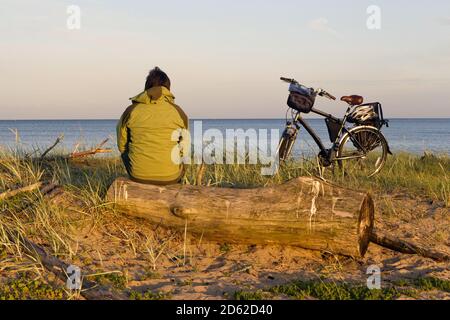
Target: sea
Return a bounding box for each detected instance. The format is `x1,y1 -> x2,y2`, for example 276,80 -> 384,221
0,119 -> 448,157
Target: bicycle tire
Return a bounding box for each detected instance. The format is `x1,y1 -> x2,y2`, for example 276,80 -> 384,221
337,126 -> 388,177
277,135 -> 296,162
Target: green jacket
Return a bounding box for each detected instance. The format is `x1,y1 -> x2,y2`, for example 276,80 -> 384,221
117,86 -> 189,183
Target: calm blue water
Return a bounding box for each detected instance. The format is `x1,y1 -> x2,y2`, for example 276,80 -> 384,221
0,119 -> 448,156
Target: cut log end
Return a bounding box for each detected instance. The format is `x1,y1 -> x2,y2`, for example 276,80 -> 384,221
357,193 -> 375,257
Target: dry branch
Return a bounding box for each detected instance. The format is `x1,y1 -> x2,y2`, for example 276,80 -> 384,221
39,183 -> 58,195
69,138 -> 112,159
69,149 -> 112,159
0,182 -> 44,201
31,137 -> 112,160
370,229 -> 450,262
40,134 -> 64,159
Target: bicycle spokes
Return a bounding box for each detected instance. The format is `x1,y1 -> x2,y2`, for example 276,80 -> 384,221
338,127 -> 388,177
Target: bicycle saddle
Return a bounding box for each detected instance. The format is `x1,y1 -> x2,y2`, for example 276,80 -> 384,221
341,95 -> 364,106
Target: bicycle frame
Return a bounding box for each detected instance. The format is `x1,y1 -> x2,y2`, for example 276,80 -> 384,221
289,106 -> 370,161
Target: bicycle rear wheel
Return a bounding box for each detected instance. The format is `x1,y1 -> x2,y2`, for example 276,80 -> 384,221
337,126 -> 388,177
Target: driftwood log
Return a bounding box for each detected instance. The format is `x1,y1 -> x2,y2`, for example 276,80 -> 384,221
107,177 -> 375,258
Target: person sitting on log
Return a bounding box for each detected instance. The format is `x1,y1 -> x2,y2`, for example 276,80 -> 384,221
117,67 -> 189,185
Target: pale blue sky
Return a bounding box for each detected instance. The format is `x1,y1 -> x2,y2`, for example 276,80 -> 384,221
0,0 -> 449,119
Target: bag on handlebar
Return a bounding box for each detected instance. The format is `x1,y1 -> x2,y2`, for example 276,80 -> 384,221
287,83 -> 316,113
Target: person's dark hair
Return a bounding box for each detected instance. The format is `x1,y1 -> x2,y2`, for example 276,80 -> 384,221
145,67 -> 171,90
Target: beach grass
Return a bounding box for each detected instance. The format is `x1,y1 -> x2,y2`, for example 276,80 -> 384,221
0,149 -> 448,299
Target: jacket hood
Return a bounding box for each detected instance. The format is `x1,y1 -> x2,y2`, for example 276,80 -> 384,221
130,86 -> 175,104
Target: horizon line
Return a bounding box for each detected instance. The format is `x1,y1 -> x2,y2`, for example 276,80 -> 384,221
0,117 -> 449,121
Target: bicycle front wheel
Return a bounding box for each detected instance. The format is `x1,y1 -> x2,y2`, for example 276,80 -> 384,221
277,135 -> 296,162
337,126 -> 388,177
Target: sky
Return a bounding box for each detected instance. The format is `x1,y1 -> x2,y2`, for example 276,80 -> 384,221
0,0 -> 449,119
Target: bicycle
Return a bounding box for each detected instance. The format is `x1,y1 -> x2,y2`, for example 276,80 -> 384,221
277,77 -> 391,177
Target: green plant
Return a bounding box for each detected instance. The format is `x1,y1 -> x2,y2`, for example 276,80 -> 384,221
234,289 -> 271,300
0,277 -> 66,300
92,272 -> 128,290
129,290 -> 172,300
413,277 -> 450,292
219,243 -> 232,254
234,280 -> 417,300
270,280 -> 408,300
177,279 -> 193,287
139,269 -> 162,281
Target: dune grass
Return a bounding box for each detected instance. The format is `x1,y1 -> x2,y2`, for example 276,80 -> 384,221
183,152 -> 449,206
0,149 -> 448,299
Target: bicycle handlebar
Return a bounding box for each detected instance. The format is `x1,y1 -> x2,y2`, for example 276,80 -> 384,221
318,90 -> 336,101
326,92 -> 337,100
280,77 -> 298,84
281,76 -> 336,100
